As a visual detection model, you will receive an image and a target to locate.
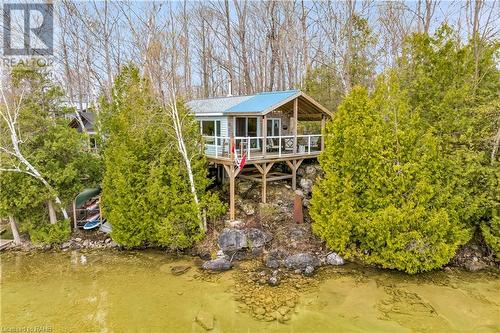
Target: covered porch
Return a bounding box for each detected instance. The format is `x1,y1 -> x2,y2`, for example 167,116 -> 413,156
204,91 -> 330,162
205,91 -> 332,220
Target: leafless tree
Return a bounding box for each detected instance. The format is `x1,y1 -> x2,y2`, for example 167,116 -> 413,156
53,0 -> 497,100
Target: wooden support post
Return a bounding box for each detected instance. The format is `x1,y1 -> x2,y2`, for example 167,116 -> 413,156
223,164 -> 235,220
72,200 -> 77,229
223,164 -> 241,220
293,98 -> 298,153
229,167 -> 235,220
286,159 -> 304,191
321,114 -> 326,151
262,115 -> 267,158
258,163 -> 267,203
229,116 -> 235,161
255,162 -> 274,203
262,166 -> 267,203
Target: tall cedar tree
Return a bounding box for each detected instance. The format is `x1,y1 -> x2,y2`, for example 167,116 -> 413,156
398,26 -> 499,257
311,26 -> 499,271
311,81 -> 470,273
101,65 -> 224,249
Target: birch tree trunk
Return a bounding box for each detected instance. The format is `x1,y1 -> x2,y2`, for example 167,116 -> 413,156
10,132 -> 69,220
167,97 -> 205,232
1,87 -> 69,220
9,216 -> 21,245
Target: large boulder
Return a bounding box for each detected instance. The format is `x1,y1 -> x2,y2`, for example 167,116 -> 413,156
284,253 -> 319,270
202,258 -> 232,271
464,257 -> 487,272
298,164 -> 320,178
305,165 -> 319,177
299,178 -> 314,195
326,252 -> 345,266
218,228 -> 247,252
246,228 -> 271,248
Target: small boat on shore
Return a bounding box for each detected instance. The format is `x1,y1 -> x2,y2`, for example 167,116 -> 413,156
83,213 -> 101,230
100,221 -> 112,234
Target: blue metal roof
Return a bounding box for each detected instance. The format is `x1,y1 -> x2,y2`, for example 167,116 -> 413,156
224,90 -> 299,114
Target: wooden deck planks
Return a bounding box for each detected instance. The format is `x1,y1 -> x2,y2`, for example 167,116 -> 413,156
207,151 -> 320,165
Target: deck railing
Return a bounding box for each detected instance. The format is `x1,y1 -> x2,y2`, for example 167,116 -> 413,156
202,134 -> 322,160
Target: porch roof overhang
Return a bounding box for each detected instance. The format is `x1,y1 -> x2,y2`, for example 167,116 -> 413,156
224,91 -> 332,119
188,90 -> 332,120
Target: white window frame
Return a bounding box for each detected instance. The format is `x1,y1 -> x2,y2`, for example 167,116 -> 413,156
199,120 -> 221,145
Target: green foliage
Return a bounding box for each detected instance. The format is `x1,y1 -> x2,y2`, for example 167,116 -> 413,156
311,82 -> 471,273
101,65 -> 225,249
347,15 -> 377,89
0,170 -> 45,219
28,220 -> 71,245
0,65 -> 101,243
482,216 -> 500,260
399,25 -> 500,256
311,26 -> 500,271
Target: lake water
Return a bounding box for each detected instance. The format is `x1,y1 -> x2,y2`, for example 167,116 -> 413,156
1,250 -> 499,333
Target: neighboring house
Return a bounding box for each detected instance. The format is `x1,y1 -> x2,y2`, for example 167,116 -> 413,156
68,111 -> 98,151
69,111 -> 96,134
187,90 -> 332,220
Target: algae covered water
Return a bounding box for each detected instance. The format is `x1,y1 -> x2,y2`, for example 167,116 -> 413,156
1,250 -> 499,333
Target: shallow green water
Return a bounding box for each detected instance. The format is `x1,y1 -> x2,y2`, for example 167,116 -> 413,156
1,250 -> 499,333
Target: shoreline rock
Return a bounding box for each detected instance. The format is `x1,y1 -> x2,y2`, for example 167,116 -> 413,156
326,252 -> 345,266
202,258 -> 233,272
3,235 -> 120,252
284,252 -> 320,274
195,311 -> 214,330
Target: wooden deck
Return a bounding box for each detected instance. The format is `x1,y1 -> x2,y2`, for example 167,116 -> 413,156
207,150 -> 320,165
206,135 -> 324,220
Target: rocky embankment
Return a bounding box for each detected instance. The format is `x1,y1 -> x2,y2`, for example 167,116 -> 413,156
197,163 -> 348,282
196,162 -> 497,279
201,227 -> 344,276
5,230 -> 119,251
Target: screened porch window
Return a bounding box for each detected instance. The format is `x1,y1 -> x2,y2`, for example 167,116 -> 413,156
235,117 -> 259,148
235,117 -> 257,137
